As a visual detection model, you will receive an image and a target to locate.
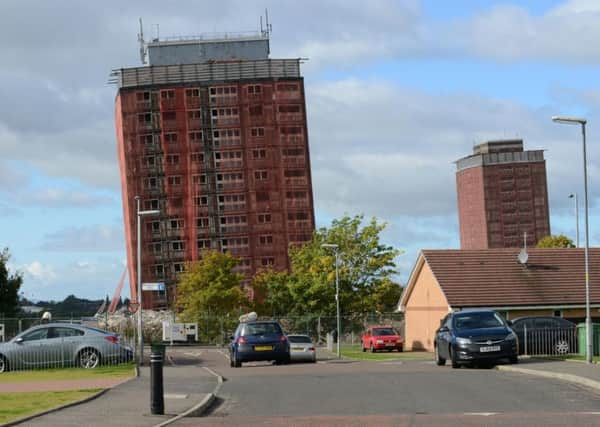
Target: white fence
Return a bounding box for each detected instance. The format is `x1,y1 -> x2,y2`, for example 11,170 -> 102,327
519,326 -> 578,356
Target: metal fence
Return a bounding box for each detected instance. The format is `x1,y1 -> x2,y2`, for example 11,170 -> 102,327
519,326 -> 578,356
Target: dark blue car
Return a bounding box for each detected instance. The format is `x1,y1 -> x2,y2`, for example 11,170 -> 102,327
229,320 -> 290,368
434,309 -> 518,368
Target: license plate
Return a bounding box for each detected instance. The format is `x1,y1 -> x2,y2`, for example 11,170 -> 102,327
292,347 -> 304,351
386,343 -> 396,346
254,345 -> 272,351
480,345 -> 501,353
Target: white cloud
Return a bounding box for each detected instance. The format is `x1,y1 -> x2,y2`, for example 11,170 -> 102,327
41,224 -> 125,252
24,261 -> 57,281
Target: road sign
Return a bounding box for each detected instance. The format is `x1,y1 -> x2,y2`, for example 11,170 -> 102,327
142,282 -> 166,291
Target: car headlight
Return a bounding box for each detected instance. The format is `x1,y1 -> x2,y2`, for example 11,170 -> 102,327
456,337 -> 472,345
505,332 -> 517,341
376,340 -> 384,344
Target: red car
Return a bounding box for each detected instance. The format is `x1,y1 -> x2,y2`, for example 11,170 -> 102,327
361,325 -> 403,352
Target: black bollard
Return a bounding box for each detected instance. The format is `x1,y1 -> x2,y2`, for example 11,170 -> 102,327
150,346 -> 164,415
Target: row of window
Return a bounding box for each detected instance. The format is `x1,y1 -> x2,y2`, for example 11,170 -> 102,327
143,148 -> 304,168
139,127 -> 302,146
138,108 -> 303,124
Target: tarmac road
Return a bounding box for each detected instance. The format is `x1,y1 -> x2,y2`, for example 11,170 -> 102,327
174,349 -> 600,427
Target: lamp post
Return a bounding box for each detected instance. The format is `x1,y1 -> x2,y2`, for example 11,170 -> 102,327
552,116 -> 592,363
135,196 -> 161,366
568,193 -> 579,248
321,243 -> 340,358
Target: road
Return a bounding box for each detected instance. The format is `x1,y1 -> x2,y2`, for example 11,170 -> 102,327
173,349 -> 600,426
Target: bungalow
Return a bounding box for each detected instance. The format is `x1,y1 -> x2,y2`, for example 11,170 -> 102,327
397,248 -> 600,351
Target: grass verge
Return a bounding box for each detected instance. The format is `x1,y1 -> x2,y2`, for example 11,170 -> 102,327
341,345 -> 432,361
0,363 -> 135,383
0,389 -> 101,424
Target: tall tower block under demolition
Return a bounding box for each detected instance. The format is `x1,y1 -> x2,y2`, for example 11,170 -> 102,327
455,139 -> 550,249
111,26 -> 315,308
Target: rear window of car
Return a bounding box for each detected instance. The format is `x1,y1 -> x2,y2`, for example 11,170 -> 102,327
372,328 -> 396,336
81,326 -> 112,335
242,322 -> 283,336
288,335 -> 312,343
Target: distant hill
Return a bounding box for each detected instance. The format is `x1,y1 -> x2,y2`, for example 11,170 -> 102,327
21,295 -> 105,318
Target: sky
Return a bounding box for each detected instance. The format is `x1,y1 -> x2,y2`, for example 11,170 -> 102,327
2,0 -> 600,302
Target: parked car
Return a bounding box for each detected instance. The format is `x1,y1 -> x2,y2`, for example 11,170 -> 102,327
229,320 -> 290,368
434,309 -> 518,368
287,334 -> 317,363
510,316 -> 577,355
361,325 -> 403,352
0,323 -> 133,373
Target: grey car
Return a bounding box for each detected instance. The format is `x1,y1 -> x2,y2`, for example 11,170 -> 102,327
0,323 -> 133,372
288,334 -> 317,363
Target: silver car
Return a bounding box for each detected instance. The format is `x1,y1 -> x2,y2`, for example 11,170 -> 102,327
0,323 -> 133,372
288,334 -> 317,363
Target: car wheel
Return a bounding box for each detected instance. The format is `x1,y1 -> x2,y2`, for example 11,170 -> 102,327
449,346 -> 459,369
229,357 -> 234,368
0,355 -> 7,373
554,340 -> 570,355
398,346 -> 403,353
435,344 -> 446,366
370,343 -> 375,353
78,348 -> 101,369
509,356 -> 519,364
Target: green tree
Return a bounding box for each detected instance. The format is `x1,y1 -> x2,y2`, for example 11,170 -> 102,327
176,251 -> 248,321
254,215 -> 402,317
0,248 -> 23,317
536,235 -> 576,248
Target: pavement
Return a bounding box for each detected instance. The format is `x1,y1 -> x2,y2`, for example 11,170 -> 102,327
8,347 -> 222,427
498,356 -> 600,392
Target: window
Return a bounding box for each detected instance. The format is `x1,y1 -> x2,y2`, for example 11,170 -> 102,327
259,235 -> 273,245
144,199 -> 159,210
53,327 -> 84,338
146,221 -> 161,233
143,156 -> 156,167
254,170 -> 268,180
210,86 -> 237,95
192,174 -> 207,185
153,264 -> 164,278
169,219 -> 184,229
188,110 -> 202,119
166,154 -> 180,165
252,149 -> 267,159
148,242 -> 162,253
278,105 -> 301,113
190,152 -> 204,163
288,212 -> 309,220
277,83 -> 299,92
140,134 -> 154,145
280,126 -> 302,135
282,148 -> 304,156
164,133 -> 178,143
22,328 -> 49,341
136,91 -> 151,101
189,131 -> 203,143
251,127 -> 265,137
173,263 -> 185,273
161,90 -> 175,99
171,241 -> 185,252
168,176 -> 182,186
194,196 -> 208,206
257,213 -> 271,223
138,113 -> 152,124
185,88 -> 200,97
286,191 -> 307,199
144,177 -> 159,189
197,239 -> 211,250
247,85 -> 262,94
261,257 -> 275,267
197,217 -> 209,228
221,237 -> 249,247
256,192 -> 270,202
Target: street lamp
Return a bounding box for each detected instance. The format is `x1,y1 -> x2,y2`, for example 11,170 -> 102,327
135,196 -> 160,366
552,116 -> 592,363
321,243 -> 340,359
568,193 -> 579,248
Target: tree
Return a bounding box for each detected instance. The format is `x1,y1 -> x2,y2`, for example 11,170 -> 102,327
176,251 -> 248,321
252,215 -> 402,317
536,235 -> 576,248
0,248 -> 23,317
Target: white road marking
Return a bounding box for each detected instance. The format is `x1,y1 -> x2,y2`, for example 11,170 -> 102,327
165,393 -> 188,399
463,412 -> 497,416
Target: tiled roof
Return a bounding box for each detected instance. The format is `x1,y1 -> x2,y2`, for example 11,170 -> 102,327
422,248 -> 600,308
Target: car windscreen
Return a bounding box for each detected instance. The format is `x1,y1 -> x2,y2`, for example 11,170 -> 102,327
453,312 -> 505,330
288,336 -> 312,343
372,328 -> 396,336
242,323 -> 283,336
